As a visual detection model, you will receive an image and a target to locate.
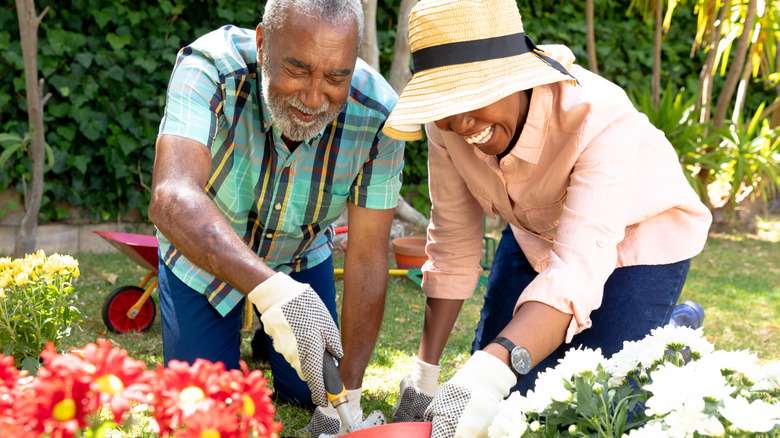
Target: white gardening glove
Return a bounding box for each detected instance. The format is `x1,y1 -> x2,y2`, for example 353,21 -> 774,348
248,272 -> 343,407
302,387 -> 387,437
393,358 -> 440,422
425,351 -> 516,438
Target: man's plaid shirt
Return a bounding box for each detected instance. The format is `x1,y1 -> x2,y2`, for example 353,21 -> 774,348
157,26 -> 404,316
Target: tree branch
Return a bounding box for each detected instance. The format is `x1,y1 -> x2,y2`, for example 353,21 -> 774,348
36,5 -> 49,26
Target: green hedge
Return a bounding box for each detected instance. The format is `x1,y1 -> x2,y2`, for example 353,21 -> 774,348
1,0 -> 263,222
1,0 -> 746,222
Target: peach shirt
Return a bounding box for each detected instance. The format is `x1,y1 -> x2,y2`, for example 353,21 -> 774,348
421,65 -> 712,343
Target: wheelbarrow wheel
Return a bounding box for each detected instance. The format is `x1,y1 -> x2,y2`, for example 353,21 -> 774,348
102,286 -> 156,333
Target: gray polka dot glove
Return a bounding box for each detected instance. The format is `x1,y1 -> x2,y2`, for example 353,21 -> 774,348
248,272 -> 343,407
393,358 -> 440,422
424,351 -> 516,438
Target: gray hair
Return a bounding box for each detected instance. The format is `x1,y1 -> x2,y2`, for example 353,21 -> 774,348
262,0 -> 364,46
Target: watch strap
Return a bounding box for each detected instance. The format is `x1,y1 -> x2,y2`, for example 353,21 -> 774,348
489,336 -> 522,379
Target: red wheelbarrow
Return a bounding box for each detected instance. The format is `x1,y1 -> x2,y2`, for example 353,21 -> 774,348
93,231 -> 160,333
92,231 -> 267,334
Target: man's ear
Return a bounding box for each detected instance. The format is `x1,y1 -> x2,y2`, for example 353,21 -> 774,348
255,23 -> 264,65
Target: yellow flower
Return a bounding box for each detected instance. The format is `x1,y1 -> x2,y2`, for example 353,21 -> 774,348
42,254 -> 80,278
0,257 -> 12,273
0,272 -> 11,289
13,271 -> 29,287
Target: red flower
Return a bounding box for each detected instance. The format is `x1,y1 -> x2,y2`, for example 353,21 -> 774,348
231,362 -> 282,438
150,359 -> 235,435
13,373 -> 87,438
174,399 -> 241,438
71,338 -> 153,422
0,354 -> 23,414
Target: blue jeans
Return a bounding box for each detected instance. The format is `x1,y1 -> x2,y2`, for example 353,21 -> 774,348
159,255 -> 337,408
472,225 -> 690,394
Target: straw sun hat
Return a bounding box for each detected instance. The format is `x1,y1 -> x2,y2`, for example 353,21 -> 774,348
383,0 -> 580,141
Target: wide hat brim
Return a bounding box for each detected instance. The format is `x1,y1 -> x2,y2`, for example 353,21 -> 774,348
384,44 -> 577,142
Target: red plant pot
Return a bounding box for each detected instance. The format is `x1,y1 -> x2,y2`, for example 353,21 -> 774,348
392,236 -> 428,269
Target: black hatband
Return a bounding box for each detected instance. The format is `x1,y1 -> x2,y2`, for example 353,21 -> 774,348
412,33 -> 577,83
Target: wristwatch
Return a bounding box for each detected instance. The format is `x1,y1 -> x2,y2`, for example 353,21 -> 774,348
490,336 -> 532,379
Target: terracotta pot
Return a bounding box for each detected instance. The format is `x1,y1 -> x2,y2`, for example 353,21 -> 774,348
391,236 -> 428,269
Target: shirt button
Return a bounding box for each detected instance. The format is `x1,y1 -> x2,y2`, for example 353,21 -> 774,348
266,233 -> 273,239
596,239 -> 606,247
502,159 -> 512,167
274,203 -> 282,210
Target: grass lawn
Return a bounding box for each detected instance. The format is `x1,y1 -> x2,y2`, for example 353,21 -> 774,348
57,216 -> 779,436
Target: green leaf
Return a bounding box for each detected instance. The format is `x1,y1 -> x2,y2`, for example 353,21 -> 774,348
133,57 -> 159,74
92,9 -> 113,29
75,52 -> 94,68
574,377 -> 599,418
55,125 -> 78,142
69,155 -> 91,174
21,356 -> 41,375
106,33 -> 131,51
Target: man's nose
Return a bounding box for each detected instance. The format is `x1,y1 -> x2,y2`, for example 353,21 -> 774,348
299,78 -> 326,111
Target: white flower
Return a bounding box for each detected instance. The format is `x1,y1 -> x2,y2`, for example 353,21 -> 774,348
525,367 -> 571,409
488,392 -> 529,438
646,325 -> 714,357
754,360 -> 780,391
697,349 -> 762,384
554,347 -> 605,379
645,363 -> 729,415
662,402 -> 724,438
719,395 -> 780,433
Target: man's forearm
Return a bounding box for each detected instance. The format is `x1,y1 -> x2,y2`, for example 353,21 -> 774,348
339,258 -> 389,388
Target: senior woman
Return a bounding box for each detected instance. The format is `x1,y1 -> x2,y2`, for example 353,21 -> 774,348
382,0 -> 713,436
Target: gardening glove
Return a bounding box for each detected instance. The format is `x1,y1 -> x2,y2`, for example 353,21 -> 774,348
247,272 -> 343,407
425,351 -> 516,438
301,387 -> 387,437
393,358 -> 440,422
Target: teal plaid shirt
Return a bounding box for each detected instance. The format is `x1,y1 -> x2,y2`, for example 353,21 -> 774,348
157,26 -> 404,316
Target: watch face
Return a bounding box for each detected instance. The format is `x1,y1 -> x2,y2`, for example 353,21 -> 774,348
510,346 -> 532,375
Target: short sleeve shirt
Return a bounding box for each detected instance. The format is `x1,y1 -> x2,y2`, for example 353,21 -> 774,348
157,25 -> 404,316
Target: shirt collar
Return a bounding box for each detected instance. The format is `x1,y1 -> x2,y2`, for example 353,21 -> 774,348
506,84 -> 553,165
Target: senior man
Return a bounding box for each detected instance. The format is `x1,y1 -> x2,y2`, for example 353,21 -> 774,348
148,0 -> 404,434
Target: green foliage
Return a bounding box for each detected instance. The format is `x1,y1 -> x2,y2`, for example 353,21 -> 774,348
0,0 -> 263,223
716,102 -> 780,205
0,251 -> 82,374
1,0 -> 773,222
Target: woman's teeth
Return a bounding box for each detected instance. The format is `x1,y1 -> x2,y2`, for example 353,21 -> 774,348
464,125 -> 494,145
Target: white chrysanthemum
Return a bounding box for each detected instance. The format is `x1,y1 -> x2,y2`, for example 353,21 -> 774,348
488,392 -> 529,438
526,366 -> 572,408
719,396 -> 780,433
662,401 -> 724,438
645,363 -> 729,415
554,347 -> 605,379
754,360 -> 780,391
647,325 -> 715,357
697,349 -> 762,384
607,339 -> 648,382
621,419 -> 668,437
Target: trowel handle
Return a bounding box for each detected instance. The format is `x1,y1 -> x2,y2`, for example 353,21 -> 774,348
323,350 -> 360,431
323,350 -> 348,406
